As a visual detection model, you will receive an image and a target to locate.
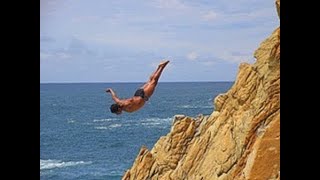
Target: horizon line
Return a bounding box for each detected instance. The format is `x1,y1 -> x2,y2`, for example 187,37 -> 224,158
40,80 -> 234,84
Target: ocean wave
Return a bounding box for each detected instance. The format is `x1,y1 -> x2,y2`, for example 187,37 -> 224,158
141,122 -> 161,126
93,118 -> 116,122
140,117 -> 172,127
95,126 -> 109,130
95,123 -> 122,130
178,105 -> 213,109
109,124 -> 122,128
141,117 -> 172,122
40,159 -> 91,170
66,118 -> 76,123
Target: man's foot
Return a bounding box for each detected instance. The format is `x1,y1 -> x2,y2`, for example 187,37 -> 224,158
106,88 -> 112,93
159,60 -> 170,67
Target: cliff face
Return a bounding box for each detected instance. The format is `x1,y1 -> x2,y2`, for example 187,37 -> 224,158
123,1 -> 280,179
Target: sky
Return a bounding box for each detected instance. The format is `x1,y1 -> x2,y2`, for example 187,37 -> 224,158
40,0 -> 279,83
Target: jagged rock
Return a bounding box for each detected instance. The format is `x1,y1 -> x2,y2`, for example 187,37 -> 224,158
214,93 -> 228,112
122,1 -> 280,179
276,0 -> 280,18
172,114 -> 187,125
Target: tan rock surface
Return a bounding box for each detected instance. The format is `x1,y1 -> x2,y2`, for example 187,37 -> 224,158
122,1 -> 280,179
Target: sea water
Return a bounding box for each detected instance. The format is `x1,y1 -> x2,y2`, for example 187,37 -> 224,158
40,82 -> 233,180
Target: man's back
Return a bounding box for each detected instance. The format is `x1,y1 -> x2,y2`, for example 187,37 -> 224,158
121,97 -> 146,112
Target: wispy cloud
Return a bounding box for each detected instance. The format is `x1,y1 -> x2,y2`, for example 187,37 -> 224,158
56,52 -> 72,59
221,7 -> 277,25
41,0 -> 70,17
40,35 -> 55,43
40,52 -> 52,60
201,61 -> 216,66
202,10 -> 218,21
186,52 -> 198,61
71,15 -> 100,23
153,0 -> 188,9
40,51 -> 72,61
217,51 -> 254,64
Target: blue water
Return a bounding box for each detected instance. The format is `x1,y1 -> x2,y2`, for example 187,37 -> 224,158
40,82 -> 233,180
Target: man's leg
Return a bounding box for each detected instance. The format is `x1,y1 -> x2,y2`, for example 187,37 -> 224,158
150,60 -> 169,84
142,60 -> 169,97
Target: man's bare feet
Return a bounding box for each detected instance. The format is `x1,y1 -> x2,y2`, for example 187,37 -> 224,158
159,60 -> 170,67
106,88 -> 112,93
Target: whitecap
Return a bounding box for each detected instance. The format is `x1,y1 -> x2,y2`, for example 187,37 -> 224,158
40,159 -> 91,170
66,118 -> 76,123
178,105 -> 213,109
142,117 -> 172,122
141,122 -> 161,126
94,124 -> 122,130
93,118 -> 115,122
179,105 -> 193,108
95,126 -> 109,130
109,124 -> 122,128
140,117 -> 172,127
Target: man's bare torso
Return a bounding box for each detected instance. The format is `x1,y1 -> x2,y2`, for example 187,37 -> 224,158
121,96 -> 146,112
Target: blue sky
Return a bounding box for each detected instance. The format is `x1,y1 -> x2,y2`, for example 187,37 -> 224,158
40,0 -> 279,83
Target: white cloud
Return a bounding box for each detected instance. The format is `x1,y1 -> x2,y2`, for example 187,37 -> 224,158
71,15 -> 100,23
154,0 -> 187,9
56,52 -> 72,59
41,0 -> 72,17
40,52 -> 52,60
40,51 -> 72,61
202,11 -> 218,21
186,52 -> 198,60
217,51 -> 254,64
201,61 -> 215,66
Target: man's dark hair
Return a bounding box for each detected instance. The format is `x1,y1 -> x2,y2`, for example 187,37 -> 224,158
110,104 -> 120,113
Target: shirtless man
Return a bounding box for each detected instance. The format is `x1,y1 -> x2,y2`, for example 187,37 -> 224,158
106,60 -> 170,115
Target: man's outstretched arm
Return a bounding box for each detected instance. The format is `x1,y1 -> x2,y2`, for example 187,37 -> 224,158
106,88 -> 122,104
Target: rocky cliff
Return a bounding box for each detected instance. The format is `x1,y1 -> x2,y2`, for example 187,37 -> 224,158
123,1 -> 280,179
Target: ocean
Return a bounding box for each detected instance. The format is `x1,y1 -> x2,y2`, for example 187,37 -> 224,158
40,82 -> 233,180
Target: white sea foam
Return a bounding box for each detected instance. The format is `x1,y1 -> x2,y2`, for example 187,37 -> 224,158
140,117 -> 172,127
93,118 -> 115,122
141,122 -> 161,126
95,126 -> 109,130
142,117 -> 172,122
40,159 -> 91,170
66,118 -> 76,123
95,123 -> 122,130
109,124 -> 122,128
178,105 -> 213,109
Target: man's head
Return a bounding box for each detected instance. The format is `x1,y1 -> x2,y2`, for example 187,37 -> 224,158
110,104 -> 122,115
